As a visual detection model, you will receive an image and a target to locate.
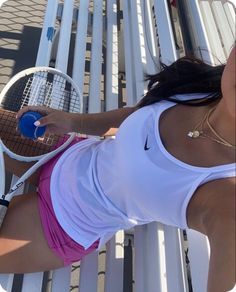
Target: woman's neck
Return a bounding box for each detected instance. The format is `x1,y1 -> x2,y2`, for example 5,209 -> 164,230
209,99 -> 236,147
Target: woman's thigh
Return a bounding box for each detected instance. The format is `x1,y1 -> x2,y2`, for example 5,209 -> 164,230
0,192 -> 64,273
4,154 -> 41,186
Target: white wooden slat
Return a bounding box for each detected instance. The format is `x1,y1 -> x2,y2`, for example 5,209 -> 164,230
130,0 -> 147,100
153,0 -> 178,64
164,226 -> 189,292
185,0 -> 213,63
223,1 -> 236,39
134,223 -> 167,292
121,0 -> 137,106
199,1 -> 226,64
146,223 -> 167,292
212,1 -> 235,57
21,273 -> 44,292
36,0 -> 59,67
104,1 -> 124,286
0,274 -> 14,292
133,225 -> 148,292
55,0 -> 74,72
122,1 -> 186,291
88,0 -> 103,113
105,231 -> 124,292
143,0 -> 160,74
79,251 -> 99,292
72,0 -> 90,95
187,230 -> 210,292
51,266 -> 71,292
105,0 -> 119,110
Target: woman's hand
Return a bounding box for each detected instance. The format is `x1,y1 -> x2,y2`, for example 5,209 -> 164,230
16,106 -> 74,135
17,105 -> 136,136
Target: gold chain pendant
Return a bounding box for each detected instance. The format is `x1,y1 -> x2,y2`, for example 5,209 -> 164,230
187,130 -> 201,138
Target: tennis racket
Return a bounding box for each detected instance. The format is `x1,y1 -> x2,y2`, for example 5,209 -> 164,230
0,66 -> 83,227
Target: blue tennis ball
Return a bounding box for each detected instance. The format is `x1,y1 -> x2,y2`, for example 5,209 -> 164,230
18,111 -> 46,139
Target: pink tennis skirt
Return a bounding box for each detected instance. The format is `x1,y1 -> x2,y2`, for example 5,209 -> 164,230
37,136 -> 99,266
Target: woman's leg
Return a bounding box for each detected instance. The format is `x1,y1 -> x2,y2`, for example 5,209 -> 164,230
4,155 -> 41,186
187,178 -> 236,292
0,192 -> 64,273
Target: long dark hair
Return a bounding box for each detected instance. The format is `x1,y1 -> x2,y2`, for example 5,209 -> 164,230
138,56 -> 225,108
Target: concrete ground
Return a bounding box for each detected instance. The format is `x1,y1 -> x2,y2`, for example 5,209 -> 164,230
0,0 -> 47,92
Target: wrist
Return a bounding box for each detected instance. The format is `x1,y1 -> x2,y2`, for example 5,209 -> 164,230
70,113 -> 84,133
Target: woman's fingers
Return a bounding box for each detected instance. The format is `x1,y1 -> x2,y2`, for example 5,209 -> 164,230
16,106 -> 73,135
16,106 -> 52,120
34,114 -> 54,127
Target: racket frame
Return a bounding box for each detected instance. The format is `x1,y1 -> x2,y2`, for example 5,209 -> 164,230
0,67 -> 83,113
0,66 -> 83,225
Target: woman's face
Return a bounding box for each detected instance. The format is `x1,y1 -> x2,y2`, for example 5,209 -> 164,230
221,46 -> 236,118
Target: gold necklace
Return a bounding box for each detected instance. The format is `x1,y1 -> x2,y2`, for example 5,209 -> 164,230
187,106 -> 236,149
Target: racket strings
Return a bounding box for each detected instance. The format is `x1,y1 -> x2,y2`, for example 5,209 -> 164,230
0,109 -> 61,157
2,71 -> 81,114
19,72 -> 82,113
1,76 -> 29,112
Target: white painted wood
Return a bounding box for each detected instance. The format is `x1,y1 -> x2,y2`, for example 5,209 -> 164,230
212,1 -> 235,57
104,1 -> 125,285
21,273 -> 44,292
185,0 -> 213,63
223,1 -> 236,40
129,0 -> 148,99
199,1 -> 226,64
143,0 -> 160,74
147,223 -> 168,292
187,230 -> 210,292
88,0 -> 103,113
105,0 -> 119,110
133,225 -> 149,292
164,226 -> 189,292
105,231 -> 124,292
51,266 -> 71,292
134,223 -> 167,292
72,0 -> 90,96
121,1 -> 189,291
121,0 -> 137,106
153,0 -> 178,64
55,0 -> 74,72
79,251 -> 98,292
134,226 -> 187,292
36,0 -> 59,67
186,0 -> 235,63
0,274 -> 14,292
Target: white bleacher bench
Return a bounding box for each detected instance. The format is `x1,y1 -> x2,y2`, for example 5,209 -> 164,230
0,0 -> 235,291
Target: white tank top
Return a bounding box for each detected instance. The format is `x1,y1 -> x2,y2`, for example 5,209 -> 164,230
50,94 -> 236,250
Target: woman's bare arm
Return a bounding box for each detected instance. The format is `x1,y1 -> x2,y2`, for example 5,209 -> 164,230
71,107 -> 136,136
17,106 -> 137,137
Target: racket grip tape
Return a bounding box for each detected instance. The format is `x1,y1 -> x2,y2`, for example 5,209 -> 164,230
0,200 -> 9,228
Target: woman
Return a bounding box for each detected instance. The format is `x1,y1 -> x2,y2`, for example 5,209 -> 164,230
0,46 -> 235,292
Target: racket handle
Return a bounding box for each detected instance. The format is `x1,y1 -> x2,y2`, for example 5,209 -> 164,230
0,200 -> 9,228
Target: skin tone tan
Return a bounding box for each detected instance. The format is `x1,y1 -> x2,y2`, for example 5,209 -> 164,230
0,46 -> 235,291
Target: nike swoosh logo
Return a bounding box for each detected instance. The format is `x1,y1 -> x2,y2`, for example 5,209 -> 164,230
144,135 -> 150,150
